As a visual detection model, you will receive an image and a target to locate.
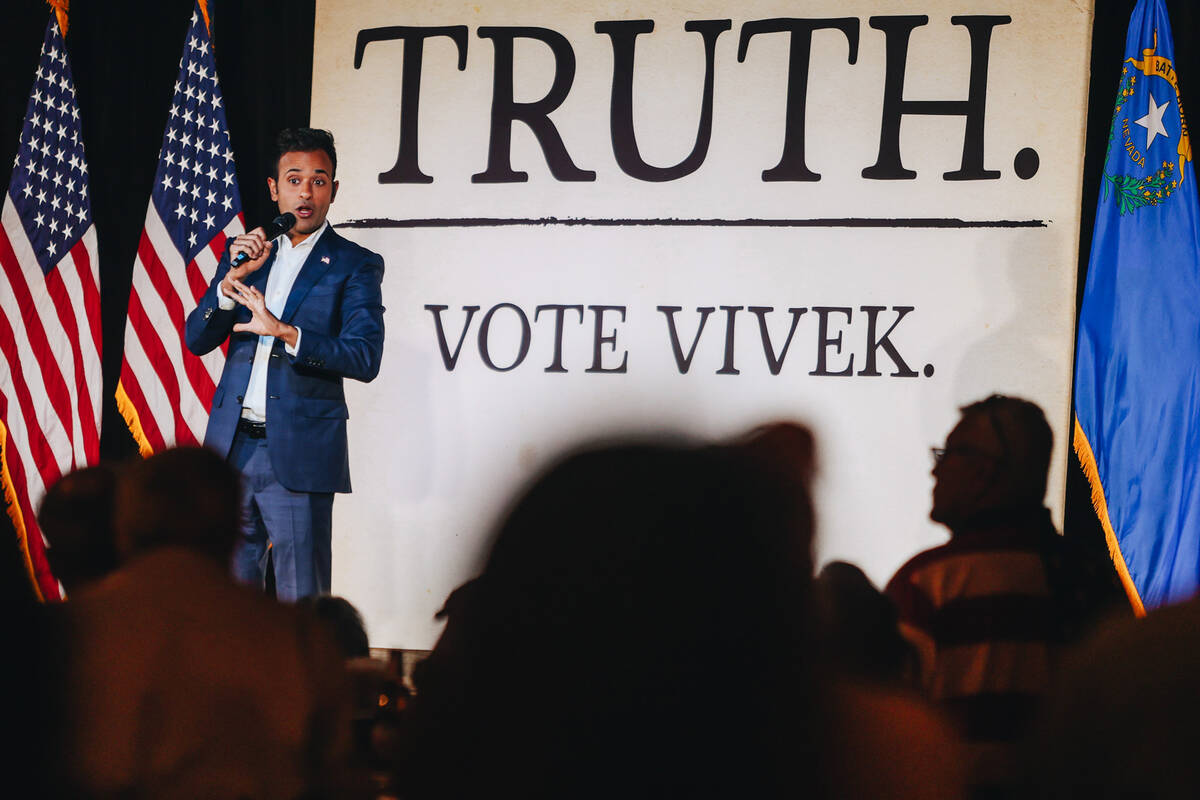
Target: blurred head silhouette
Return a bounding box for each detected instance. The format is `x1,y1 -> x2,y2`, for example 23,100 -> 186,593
814,561 -> 915,685
114,446 -> 240,563
931,395 -> 1052,530
39,464 -> 119,593
299,594 -> 370,659
404,424 -> 819,798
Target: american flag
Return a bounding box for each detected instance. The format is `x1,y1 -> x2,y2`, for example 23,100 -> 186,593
117,1 -> 243,455
0,16 -> 101,602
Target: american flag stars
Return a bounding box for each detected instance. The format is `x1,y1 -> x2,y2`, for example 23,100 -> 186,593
1,14 -> 102,601
152,10 -> 239,263
118,0 -> 244,458
10,23 -> 90,271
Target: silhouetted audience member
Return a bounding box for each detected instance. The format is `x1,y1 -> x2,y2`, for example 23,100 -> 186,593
812,560 -> 963,798
885,395 -> 1074,794
7,463 -> 119,795
300,594 -> 371,659
402,432 -> 816,798
38,464 -> 118,594
297,593 -> 413,795
826,678 -> 965,800
3,515 -> 70,798
1026,599 -> 1200,799
400,426 -> 963,799
61,447 -> 350,799
815,560 -> 917,686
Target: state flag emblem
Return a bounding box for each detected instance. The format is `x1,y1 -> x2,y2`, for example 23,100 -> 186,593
1103,32 -> 1192,215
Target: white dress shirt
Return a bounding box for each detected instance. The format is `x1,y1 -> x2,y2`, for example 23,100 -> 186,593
219,221 -> 328,421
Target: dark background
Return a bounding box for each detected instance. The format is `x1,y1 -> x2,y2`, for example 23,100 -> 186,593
1,0 -> 1195,589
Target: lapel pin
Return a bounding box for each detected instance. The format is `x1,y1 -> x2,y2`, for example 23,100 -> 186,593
321,256 -> 331,264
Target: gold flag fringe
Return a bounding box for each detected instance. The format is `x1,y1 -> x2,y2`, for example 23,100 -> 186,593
0,420 -> 45,602
1073,416 -> 1147,617
45,0 -> 68,36
115,381 -> 155,458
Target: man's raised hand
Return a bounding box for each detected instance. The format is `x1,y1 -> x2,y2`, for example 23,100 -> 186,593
228,278 -> 299,348
219,228 -> 274,296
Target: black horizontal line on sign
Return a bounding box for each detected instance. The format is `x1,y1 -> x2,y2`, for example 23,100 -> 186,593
339,217 -> 1049,229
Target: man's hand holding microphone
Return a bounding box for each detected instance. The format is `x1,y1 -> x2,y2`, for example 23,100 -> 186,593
221,213 -> 300,347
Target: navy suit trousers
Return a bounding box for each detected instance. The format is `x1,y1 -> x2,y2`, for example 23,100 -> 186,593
229,428 -> 333,601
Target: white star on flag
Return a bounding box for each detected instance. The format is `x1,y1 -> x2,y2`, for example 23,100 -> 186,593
1,13 -> 101,601
1134,93 -> 1170,149
117,0 -> 244,458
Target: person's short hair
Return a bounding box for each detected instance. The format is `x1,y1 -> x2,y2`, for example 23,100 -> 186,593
114,446 -> 241,562
299,595 -> 370,659
960,394 -> 1053,504
405,428 -> 819,797
38,464 -> 119,591
273,127 -> 337,178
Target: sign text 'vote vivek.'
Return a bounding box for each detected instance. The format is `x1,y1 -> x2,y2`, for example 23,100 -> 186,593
312,1 -> 1093,649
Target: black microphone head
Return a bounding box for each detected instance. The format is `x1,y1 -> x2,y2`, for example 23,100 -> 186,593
265,212 -> 296,239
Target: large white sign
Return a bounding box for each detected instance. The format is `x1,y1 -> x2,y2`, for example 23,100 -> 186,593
312,0 -> 1093,649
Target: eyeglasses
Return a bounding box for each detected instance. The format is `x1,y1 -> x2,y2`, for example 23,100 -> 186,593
931,398 -> 1015,467
931,445 -> 1005,466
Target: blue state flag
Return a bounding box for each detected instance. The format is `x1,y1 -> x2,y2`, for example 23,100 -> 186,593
1075,0 -> 1200,614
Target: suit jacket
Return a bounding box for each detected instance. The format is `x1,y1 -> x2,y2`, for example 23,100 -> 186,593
185,226 -> 384,493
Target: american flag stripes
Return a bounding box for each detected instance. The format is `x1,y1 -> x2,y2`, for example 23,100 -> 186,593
117,1 -> 243,455
0,17 -> 101,602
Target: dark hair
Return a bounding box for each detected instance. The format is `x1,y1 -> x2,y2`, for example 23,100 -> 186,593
273,127 -> 337,178
298,595 -> 370,659
115,446 -> 241,562
814,560 -> 916,684
960,394 -> 1053,503
38,464 -> 119,591
404,431 -> 819,798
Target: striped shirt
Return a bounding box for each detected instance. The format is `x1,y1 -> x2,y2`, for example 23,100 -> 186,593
886,508 -> 1065,772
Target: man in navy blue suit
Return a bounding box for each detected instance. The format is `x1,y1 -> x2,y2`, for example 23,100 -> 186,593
186,128 -> 384,601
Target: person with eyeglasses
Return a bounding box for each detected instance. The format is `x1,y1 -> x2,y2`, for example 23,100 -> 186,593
885,395 -> 1069,797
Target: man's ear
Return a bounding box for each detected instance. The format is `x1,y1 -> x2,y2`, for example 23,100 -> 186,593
971,456 -> 1005,504
267,176 -> 278,202
330,179 -> 338,203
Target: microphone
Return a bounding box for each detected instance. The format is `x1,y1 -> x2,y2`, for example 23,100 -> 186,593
229,212 -> 296,268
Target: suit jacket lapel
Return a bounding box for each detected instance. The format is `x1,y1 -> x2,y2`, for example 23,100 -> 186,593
281,227 -> 338,323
